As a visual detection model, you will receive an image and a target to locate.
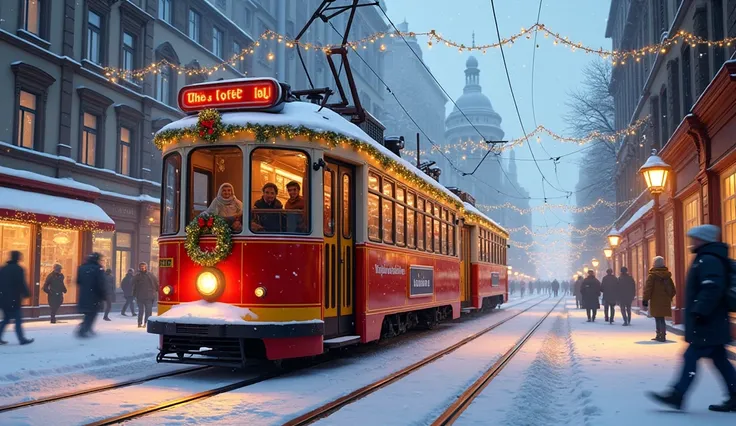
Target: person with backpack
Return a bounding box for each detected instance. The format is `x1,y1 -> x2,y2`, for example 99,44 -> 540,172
648,224 -> 736,412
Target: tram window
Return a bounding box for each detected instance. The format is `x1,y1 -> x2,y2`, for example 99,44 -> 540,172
368,193 -> 380,241
250,148 -> 310,234
407,192 -> 416,248
396,204 -> 405,246
425,215 -> 433,252
449,214 -> 456,256
188,146 -> 243,232
434,217 -> 441,254
342,173 -> 351,239
417,198 -> 425,250
324,170 -> 334,237
161,153 -> 181,235
368,172 -> 380,191
441,222 -> 447,254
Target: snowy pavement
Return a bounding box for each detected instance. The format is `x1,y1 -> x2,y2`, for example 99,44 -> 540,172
457,297 -> 736,425
0,312 -> 188,407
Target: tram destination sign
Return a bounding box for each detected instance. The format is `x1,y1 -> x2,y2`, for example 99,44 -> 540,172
177,78 -> 284,113
409,266 -> 434,298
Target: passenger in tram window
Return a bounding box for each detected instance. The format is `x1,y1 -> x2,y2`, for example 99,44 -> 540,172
205,183 -> 244,232
284,180 -> 307,232
251,182 -> 284,233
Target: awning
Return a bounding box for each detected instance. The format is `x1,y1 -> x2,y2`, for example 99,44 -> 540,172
0,187 -> 115,231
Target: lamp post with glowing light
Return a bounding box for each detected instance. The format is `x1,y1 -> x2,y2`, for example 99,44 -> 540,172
591,258 -> 600,276
640,149 -> 671,265
603,247 -> 613,270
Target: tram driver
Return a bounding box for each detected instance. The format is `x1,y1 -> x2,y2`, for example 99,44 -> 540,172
204,183 -> 243,232
251,182 -> 284,232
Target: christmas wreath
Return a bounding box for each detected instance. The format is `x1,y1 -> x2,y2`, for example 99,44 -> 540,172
197,109 -> 223,143
184,214 -> 233,267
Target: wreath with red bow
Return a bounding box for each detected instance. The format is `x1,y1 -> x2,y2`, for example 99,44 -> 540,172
196,109 -> 223,143
184,214 -> 233,267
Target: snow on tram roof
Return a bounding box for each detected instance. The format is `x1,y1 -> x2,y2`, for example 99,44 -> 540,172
463,202 -> 508,235
158,101 -> 462,204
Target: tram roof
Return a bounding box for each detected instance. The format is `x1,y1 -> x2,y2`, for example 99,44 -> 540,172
463,202 -> 508,237
158,101 -> 463,204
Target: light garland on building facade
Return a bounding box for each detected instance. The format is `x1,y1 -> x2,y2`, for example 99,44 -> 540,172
102,23 -> 736,82
0,211 -> 113,234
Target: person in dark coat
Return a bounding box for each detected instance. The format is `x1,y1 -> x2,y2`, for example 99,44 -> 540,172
581,270 -> 602,322
643,256 -> 676,342
574,276 -> 583,309
600,269 -> 619,324
132,262 -> 158,328
102,269 -> 115,321
648,225 -> 736,412
76,253 -> 106,338
250,183 -> 284,233
617,267 -> 636,326
551,280 -> 560,297
0,251 -> 33,345
42,264 -> 67,324
120,268 -> 136,316
520,281 -> 526,297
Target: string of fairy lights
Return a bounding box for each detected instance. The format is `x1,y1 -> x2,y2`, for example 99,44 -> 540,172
102,24 -> 736,81
478,197 -> 634,215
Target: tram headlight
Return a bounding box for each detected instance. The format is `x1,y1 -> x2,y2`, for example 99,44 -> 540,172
196,268 -> 224,301
162,285 -> 173,296
254,286 -> 267,298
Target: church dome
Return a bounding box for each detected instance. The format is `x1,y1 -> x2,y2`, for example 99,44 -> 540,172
466,55 -> 478,68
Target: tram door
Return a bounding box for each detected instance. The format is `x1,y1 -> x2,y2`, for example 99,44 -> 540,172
460,225 -> 472,307
323,159 -> 355,337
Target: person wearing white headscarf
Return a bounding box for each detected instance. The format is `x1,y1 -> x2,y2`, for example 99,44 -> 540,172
205,183 -> 243,231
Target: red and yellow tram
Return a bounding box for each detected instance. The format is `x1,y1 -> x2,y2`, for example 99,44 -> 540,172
148,78 -> 509,367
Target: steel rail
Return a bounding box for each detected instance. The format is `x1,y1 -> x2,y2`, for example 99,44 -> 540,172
0,366 -> 209,414
282,297 -> 552,426
432,297 -> 564,425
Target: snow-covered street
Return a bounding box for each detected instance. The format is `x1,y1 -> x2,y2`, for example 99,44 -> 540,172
2,296 -> 734,425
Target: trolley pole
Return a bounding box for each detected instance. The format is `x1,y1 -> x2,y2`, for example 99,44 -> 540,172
416,133 -> 420,168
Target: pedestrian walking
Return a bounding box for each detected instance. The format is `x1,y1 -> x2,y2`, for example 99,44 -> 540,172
562,281 -> 569,296
76,253 -> 106,338
581,270 -> 601,322
133,262 -> 158,328
618,267 -> 636,326
520,281 -> 526,297
643,256 -> 676,342
103,269 -> 115,321
120,268 -> 137,316
42,264 -> 67,324
552,279 -> 560,297
648,224 -> 736,412
574,275 -> 583,309
600,269 -> 619,324
0,251 -> 34,345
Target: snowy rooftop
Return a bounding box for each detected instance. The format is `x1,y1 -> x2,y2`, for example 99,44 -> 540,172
463,202 -> 507,235
617,200 -> 654,235
0,165 -> 100,194
159,101 -> 463,204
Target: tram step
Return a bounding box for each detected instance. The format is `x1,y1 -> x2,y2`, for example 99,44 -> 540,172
461,307 -> 478,314
323,335 -> 361,348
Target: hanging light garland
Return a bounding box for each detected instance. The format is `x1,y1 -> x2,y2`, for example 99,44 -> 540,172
477,197 -> 635,215
102,22 -> 736,82
506,224 -> 613,238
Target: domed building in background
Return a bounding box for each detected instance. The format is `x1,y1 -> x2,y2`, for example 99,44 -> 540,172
439,54 -> 534,277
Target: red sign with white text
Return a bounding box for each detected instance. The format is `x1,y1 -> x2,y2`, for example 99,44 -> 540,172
177,78 -> 281,113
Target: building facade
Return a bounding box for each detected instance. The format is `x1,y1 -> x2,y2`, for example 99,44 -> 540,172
0,0 -> 252,317
607,0 -> 736,330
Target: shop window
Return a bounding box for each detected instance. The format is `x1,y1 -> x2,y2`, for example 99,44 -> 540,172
40,228 -> 79,306
92,231 -> 114,271
17,91 -> 37,149
723,170 -> 736,258
161,153 -> 181,235
250,148 -> 310,234
683,193 -> 701,268
116,232 -> 132,288
0,221 -> 32,305
324,170 -> 334,237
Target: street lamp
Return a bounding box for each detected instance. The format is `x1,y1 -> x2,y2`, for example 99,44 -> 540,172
603,248 -> 613,259
607,230 -> 621,249
640,149 -> 671,194
507,266 -> 513,271
591,258 -> 599,269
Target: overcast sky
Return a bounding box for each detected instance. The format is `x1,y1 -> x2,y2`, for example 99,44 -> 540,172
385,0 -> 612,279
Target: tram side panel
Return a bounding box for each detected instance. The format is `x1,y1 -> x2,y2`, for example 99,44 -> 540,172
470,262 -> 508,309
355,243 -> 461,343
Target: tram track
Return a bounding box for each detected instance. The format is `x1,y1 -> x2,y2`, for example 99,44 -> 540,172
0,366 -> 209,414
432,297 -> 564,425
76,296 -> 547,425
282,296 -> 553,426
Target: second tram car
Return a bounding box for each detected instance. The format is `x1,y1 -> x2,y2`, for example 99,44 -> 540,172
148,78 -> 509,367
